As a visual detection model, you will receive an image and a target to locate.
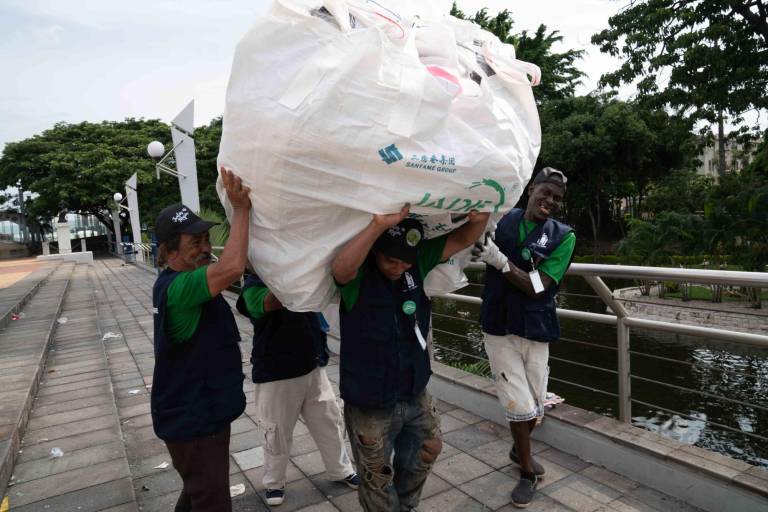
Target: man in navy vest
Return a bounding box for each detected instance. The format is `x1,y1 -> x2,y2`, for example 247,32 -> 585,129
151,168 -> 250,512
236,274 -> 359,507
472,168 -> 575,508
332,205 -> 489,512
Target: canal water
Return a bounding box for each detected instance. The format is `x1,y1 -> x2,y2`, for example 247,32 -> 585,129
431,272 -> 768,468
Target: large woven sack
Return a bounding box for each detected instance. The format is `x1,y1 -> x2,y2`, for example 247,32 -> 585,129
217,0 -> 541,310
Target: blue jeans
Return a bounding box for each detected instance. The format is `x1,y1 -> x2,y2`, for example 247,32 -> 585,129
344,391 -> 442,512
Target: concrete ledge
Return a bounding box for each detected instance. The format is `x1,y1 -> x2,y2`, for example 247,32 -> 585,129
428,360 -> 768,512
0,265 -> 74,498
0,262 -> 60,331
36,252 -> 94,265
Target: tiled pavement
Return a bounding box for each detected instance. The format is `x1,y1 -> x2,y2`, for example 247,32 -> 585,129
3,258 -> 704,511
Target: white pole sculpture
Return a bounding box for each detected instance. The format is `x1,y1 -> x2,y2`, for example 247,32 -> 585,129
124,173 -> 144,262
147,100 -> 201,213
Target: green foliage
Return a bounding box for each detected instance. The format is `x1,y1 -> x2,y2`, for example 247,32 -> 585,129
618,211 -> 705,266
450,359 -> 492,377
704,169 -> 768,273
538,95 -> 697,240
644,169 -> 714,215
450,3 -> 585,103
0,119 -> 172,232
0,118 -> 226,236
193,117 -> 225,214
199,207 -> 230,248
573,254 -> 620,264
591,0 -> 768,124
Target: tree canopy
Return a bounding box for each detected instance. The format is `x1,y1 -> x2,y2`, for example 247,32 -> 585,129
592,0 -> 768,125
537,94 -> 697,243
0,118 -> 225,235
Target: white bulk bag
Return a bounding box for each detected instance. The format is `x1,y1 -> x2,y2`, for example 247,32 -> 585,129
217,0 -> 541,310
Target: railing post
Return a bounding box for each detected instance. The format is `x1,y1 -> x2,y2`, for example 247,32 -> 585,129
617,318 -> 631,423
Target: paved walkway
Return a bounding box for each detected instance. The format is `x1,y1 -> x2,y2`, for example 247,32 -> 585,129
0,258 -> 42,290
3,258 -> 704,511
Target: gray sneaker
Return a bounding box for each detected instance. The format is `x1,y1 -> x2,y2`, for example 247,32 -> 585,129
509,446 -> 546,476
511,475 -> 538,508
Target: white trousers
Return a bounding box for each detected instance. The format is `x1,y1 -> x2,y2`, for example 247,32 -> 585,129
254,367 -> 354,489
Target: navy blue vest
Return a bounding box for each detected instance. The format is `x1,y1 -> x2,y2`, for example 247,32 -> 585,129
236,274 -> 329,384
481,209 -> 573,342
151,268 -> 246,440
339,256 -> 432,409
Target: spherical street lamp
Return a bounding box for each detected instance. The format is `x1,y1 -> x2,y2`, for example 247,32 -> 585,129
147,141 -> 165,159
113,192 -> 123,203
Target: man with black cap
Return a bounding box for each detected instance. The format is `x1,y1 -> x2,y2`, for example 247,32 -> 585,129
151,168 -> 250,512
331,205 -> 489,512
472,167 -> 575,508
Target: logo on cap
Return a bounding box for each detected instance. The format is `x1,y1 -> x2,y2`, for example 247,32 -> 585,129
172,208 -> 190,224
406,229 -> 422,247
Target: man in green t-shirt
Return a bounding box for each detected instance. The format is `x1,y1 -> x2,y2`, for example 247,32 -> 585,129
472,168 -> 575,508
332,205 -> 489,512
151,168 -> 251,512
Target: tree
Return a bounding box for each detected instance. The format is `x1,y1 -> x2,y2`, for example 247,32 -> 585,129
592,0 -> 768,177
704,146 -> 768,307
536,95 -> 696,249
618,211 -> 706,296
644,169 -> 714,216
0,118 -> 227,238
450,3 -> 585,103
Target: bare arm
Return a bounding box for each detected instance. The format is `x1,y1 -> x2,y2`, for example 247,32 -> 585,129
263,291 -> 283,312
331,205 -> 409,285
441,211 -> 490,261
502,262 -> 554,298
206,168 -> 251,297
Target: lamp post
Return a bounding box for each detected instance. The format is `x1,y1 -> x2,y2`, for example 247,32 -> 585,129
120,173 -> 144,263
111,192 -> 125,256
147,100 -> 201,213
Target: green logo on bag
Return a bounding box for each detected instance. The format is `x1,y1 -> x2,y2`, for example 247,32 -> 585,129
379,144 -> 403,165
402,300 -> 417,315
414,178 -> 511,213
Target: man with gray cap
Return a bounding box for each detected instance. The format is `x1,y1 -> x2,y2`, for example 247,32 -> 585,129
151,168 -> 250,512
331,205 -> 489,512
472,167 -> 575,508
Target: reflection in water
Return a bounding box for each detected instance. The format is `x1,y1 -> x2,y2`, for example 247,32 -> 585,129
431,272 -> 768,468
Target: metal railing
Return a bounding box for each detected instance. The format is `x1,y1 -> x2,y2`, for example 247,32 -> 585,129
433,262 -> 768,440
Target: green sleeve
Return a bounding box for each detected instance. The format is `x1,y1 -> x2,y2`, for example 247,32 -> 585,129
337,268 -> 364,313
417,236 -> 448,280
538,232 -> 576,284
166,266 -> 212,342
241,285 -> 270,319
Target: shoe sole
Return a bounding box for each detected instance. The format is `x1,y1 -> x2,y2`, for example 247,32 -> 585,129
266,498 -> 284,506
511,500 -> 530,509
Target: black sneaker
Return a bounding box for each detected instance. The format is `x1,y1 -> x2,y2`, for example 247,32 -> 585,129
511,474 -> 538,508
340,473 -> 360,489
265,488 -> 285,506
509,446 -> 546,476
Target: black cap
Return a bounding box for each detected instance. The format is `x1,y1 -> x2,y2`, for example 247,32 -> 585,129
532,167 -> 567,190
373,218 -> 424,265
154,203 -> 218,244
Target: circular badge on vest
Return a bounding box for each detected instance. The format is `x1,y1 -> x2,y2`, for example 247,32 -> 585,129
402,300 -> 417,315
406,229 -> 422,247
521,247 -> 532,261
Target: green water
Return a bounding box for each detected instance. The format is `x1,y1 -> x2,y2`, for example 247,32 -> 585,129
431,272 -> 768,468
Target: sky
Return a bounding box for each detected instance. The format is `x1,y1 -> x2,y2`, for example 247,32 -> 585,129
0,0 -> 626,153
